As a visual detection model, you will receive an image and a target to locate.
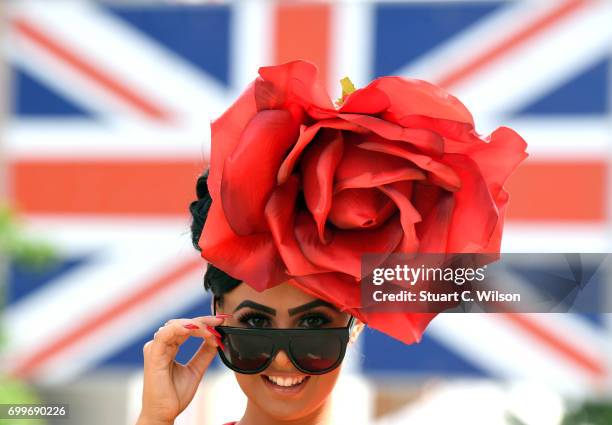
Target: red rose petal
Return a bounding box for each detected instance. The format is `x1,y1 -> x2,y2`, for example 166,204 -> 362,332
480,187 -> 510,254
278,119 -> 369,184
412,183 -> 443,223
304,105 -> 339,121
256,60 -> 334,111
294,211 -> 403,279
443,154 -> 499,253
335,167 -> 426,192
416,189 -> 454,254
291,275 -> 438,344
264,175 -> 323,275
370,76 -> 474,125
357,310 -> 437,344
328,188 -> 397,229
209,82 -> 258,200
470,126 -> 529,190
301,129 -> 345,242
338,86 -> 390,115
378,181 -> 421,253
394,114 -> 482,147
334,142 -> 425,192
339,113 -> 444,156
290,274 -> 361,309
357,139 -> 462,192
221,110 -> 299,235
199,200 -> 287,291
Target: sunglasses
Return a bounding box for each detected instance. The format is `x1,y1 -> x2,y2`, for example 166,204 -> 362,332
212,298 -> 355,375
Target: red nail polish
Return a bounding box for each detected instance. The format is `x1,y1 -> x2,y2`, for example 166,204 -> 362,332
183,324 -> 199,330
215,313 -> 233,318
206,325 -> 221,338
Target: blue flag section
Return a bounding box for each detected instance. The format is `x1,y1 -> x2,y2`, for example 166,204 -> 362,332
4,0 -> 611,392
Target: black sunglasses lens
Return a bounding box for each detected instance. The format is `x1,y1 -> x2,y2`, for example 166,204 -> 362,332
223,334 -> 274,371
290,334 -> 343,372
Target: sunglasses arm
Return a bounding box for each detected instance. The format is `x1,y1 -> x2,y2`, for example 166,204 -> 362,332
211,295 -> 218,316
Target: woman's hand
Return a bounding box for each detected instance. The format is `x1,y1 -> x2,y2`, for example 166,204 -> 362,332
136,315 -> 228,425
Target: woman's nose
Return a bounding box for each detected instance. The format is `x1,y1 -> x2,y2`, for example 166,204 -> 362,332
271,349 -> 293,369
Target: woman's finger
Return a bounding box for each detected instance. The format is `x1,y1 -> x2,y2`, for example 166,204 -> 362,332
142,318 -> 224,377
192,315 -> 229,327
146,320 -> 205,363
182,316 -> 230,376
185,331 -> 221,377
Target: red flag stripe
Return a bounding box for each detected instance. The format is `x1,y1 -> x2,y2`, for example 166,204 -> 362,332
11,258 -> 203,378
12,18 -> 174,122
437,0 -> 590,89
505,160 -> 606,222
274,3 -> 331,88
9,159 -> 206,216
9,159 -> 606,221
502,313 -> 607,379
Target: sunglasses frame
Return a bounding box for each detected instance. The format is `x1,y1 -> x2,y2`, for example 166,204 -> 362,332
212,297 -> 355,375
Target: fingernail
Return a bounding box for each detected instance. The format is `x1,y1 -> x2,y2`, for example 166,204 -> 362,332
206,325 -> 221,338
183,324 -> 200,330
215,313 -> 233,318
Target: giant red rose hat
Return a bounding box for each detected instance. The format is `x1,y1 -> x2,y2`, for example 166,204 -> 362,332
199,60 -> 528,344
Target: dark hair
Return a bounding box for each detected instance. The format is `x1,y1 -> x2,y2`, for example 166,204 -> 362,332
189,169 -> 241,303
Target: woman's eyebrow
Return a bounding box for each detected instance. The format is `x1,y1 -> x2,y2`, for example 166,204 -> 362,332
288,300 -> 337,316
234,300 -> 276,315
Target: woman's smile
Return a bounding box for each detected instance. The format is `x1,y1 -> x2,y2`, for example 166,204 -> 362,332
261,373 -> 312,396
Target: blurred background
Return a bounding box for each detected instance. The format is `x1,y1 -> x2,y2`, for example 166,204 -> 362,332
1,0 -> 611,424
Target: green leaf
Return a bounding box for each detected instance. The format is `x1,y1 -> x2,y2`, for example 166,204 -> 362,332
562,400 -> 612,425
0,375 -> 46,424
335,76 -> 357,107
0,203 -> 57,267
340,77 -> 356,97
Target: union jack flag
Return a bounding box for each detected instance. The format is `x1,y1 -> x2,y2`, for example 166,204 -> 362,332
3,0 -> 611,397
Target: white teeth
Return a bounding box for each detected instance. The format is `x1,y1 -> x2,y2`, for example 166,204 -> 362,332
266,375 -> 306,387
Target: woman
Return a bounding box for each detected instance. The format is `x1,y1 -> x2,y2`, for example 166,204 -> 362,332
136,60 -> 528,425
137,170 -> 365,425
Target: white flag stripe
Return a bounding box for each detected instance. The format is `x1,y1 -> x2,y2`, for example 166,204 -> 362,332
6,30 -> 139,121
19,270 -> 206,384
454,2 -> 612,119
10,0 -> 231,125
502,224 -> 611,253
230,1 -> 274,90
6,120 -> 211,159
395,0 -> 540,82
329,2 -> 375,97
4,218 -> 199,355
503,117 -> 611,159
430,314 -> 601,396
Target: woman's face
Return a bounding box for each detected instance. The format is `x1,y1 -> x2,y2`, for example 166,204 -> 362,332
217,281 -> 357,421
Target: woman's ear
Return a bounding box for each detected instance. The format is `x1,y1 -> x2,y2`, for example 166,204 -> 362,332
349,319 -> 365,344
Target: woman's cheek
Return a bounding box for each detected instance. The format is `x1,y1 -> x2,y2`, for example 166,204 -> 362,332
234,373 -> 260,402
309,367 -> 342,405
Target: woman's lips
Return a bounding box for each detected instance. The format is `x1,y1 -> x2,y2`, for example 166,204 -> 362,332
261,375 -> 311,396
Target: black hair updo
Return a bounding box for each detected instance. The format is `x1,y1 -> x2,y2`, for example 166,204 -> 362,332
189,168 -> 241,304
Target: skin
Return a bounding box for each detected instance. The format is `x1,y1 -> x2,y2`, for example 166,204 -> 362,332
137,281 -> 364,425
